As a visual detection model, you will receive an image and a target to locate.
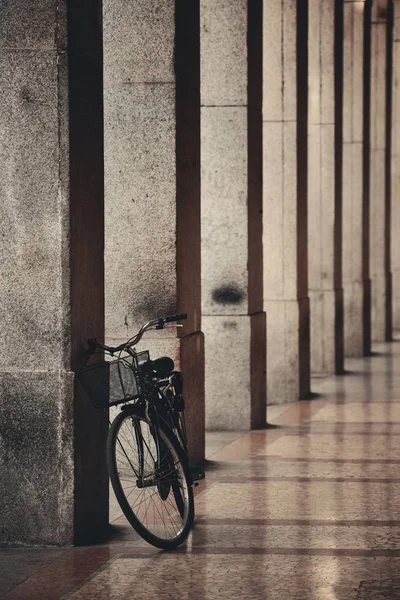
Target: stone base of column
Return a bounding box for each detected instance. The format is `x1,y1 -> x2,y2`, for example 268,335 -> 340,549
393,268 -> 400,330
363,278 -> 372,355
310,289 -> 344,375
344,280 -> 371,356
0,370 -> 108,546
371,273 -> 391,342
344,281 -> 365,357
265,297 -> 310,405
203,313 -> 266,431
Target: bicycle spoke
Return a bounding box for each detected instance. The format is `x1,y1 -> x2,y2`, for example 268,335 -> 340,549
115,451 -> 138,473
115,438 -> 139,477
118,423 -> 137,453
140,430 -> 158,464
152,497 -> 174,538
156,494 -> 180,531
160,497 -> 182,530
112,412 -> 192,545
141,489 -> 154,525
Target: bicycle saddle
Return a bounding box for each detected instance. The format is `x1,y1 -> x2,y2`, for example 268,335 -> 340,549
151,356 -> 174,376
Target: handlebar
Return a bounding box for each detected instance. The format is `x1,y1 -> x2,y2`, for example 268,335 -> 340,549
165,313 -> 187,323
86,313 -> 187,357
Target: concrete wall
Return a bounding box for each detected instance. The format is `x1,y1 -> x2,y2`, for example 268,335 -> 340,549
0,0 -> 107,545
342,0 -> 371,357
263,0 -> 310,404
392,0 -> 400,330
103,0 -> 204,462
201,0 -> 266,430
308,0 -> 344,375
370,0 -> 392,341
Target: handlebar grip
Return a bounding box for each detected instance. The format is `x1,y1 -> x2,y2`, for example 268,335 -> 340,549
165,313 -> 187,323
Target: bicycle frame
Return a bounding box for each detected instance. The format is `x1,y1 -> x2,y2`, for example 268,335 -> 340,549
123,345 -> 189,457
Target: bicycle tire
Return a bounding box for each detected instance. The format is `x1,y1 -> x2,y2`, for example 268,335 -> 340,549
107,405 -> 194,549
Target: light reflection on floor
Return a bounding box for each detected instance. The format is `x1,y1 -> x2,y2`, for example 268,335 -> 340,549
2,339 -> 400,599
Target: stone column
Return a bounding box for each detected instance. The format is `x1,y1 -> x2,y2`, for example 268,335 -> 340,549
263,0 -> 310,404
370,0 -> 392,341
104,2 -> 204,462
391,1 -> 400,330
0,2 -> 107,545
308,0 -> 344,374
201,1 -> 266,430
342,0 -> 371,356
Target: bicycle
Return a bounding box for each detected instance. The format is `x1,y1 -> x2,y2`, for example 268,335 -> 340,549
77,313 -> 204,550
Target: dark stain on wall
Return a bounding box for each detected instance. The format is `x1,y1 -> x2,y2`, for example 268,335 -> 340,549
377,5 -> 387,20
223,321 -> 238,329
128,294 -> 177,326
20,87 -> 33,103
212,284 -> 244,305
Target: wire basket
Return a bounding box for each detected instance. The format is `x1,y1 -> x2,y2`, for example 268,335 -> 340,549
77,354 -> 149,408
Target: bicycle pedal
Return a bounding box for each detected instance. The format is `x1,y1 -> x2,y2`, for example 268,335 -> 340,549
190,465 -> 205,481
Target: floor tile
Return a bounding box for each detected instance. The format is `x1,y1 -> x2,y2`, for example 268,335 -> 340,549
4,339 -> 400,599
66,555 -> 400,600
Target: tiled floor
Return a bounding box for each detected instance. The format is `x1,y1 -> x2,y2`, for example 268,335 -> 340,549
2,339 -> 400,598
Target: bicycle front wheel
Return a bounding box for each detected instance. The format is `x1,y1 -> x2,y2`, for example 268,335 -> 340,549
107,407 -> 194,549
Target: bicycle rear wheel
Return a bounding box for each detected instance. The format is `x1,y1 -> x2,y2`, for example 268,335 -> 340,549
107,406 -> 194,549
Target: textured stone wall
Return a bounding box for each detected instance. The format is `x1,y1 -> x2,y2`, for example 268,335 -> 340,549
342,0 -> 371,357
370,1 -> 392,341
263,0 -> 310,404
103,1 -> 204,461
392,1 -> 400,330
201,0 -> 266,430
308,0 -> 344,375
0,0 -> 107,545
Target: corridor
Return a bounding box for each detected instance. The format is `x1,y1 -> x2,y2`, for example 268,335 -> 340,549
2,339 -> 400,599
